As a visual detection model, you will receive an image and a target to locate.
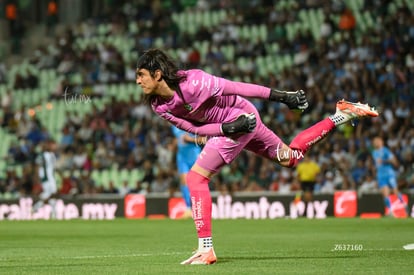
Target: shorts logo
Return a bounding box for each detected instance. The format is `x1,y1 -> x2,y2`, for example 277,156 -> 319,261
124,194 -> 146,219
334,191 -> 357,217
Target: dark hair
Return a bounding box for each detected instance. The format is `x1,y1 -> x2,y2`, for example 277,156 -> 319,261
136,48 -> 186,104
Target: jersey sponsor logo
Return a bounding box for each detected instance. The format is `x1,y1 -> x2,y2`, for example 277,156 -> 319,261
334,191 -> 357,217
124,194 -> 146,219
183,104 -> 193,111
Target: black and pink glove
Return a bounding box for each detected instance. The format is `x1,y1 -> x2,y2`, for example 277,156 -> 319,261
221,113 -> 256,135
269,89 -> 308,111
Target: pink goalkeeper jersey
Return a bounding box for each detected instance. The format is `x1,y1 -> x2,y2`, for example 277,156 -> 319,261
151,69 -> 271,136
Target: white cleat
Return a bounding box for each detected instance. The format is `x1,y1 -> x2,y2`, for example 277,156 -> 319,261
180,248 -> 217,265
331,99 -> 379,125
336,99 -> 379,119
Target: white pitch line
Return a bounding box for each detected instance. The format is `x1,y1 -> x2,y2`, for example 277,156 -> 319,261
0,252 -> 187,262
67,252 -> 186,260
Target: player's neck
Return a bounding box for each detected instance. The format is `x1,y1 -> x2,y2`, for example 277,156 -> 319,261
157,82 -> 175,99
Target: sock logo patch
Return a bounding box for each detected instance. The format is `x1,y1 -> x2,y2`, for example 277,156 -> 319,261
191,196 -> 205,231
191,196 -> 203,220
305,130 -> 328,147
195,220 -> 205,230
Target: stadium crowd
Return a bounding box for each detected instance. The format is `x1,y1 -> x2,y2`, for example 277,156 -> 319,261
1,0 -> 413,198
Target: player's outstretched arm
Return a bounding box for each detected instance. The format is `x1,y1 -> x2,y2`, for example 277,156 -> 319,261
220,78 -> 308,111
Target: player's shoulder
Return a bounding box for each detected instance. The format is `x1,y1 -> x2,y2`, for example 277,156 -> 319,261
182,69 -> 212,82
151,97 -> 170,113
182,68 -> 204,76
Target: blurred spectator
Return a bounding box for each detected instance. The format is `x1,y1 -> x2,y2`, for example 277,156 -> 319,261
351,159 -> 368,186
130,180 -> 147,195
4,167 -> 20,196
46,0 -> 58,36
221,162 -> 244,192
0,62 -> 7,84
358,173 -> 377,194
296,155 -> 321,203
60,125 -> 74,147
119,180 -> 131,196
104,181 -> 119,194
320,16 -> 335,39
188,46 -> 201,68
5,1 -> 17,35
93,141 -> 111,169
245,166 -> 271,192
7,2 -> 25,54
338,8 -> 356,31
1,90 -> 13,109
319,171 -> 335,194
151,171 -> 170,193
72,146 -> 88,170
141,160 -> 154,187
270,168 -> 292,194
20,164 -> 35,196
78,170 -> 95,194
56,146 -> 74,170
59,170 -> 77,195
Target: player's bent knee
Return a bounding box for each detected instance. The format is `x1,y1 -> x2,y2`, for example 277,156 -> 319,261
278,158 -> 293,167
285,157 -> 300,168
272,152 -> 303,168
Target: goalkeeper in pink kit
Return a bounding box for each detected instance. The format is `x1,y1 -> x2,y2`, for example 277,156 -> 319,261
135,49 -> 378,265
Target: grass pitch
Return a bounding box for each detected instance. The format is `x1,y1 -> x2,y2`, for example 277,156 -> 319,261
0,218 -> 413,274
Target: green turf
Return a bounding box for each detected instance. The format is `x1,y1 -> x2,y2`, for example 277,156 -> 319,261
0,218 -> 413,274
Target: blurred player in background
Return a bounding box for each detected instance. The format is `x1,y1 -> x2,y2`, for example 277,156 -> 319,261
135,48 -> 378,265
372,136 -> 408,216
33,139 -> 58,215
171,126 -> 205,218
296,154 -> 321,214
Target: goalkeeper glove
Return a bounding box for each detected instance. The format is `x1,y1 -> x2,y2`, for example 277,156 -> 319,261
221,113 -> 256,135
269,89 -> 308,111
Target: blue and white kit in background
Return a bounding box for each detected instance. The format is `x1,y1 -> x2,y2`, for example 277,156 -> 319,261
372,146 -> 397,189
172,126 -> 201,174
36,150 -> 57,200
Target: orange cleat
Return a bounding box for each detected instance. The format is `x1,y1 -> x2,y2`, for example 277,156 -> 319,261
336,99 -> 379,118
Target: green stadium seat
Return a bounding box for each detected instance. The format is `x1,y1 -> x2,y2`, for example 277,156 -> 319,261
255,56 -> 266,77
241,25 -> 250,39
128,21 -> 139,35
201,10 -> 212,28
180,0 -> 197,8
259,24 -> 268,41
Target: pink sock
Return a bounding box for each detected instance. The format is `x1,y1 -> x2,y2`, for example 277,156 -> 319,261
186,170 -> 212,238
288,118 -> 335,167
